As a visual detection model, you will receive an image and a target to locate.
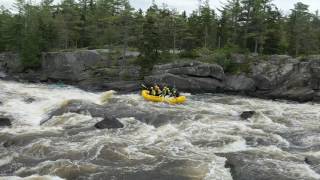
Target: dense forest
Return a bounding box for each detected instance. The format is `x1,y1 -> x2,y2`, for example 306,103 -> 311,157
0,0 -> 320,69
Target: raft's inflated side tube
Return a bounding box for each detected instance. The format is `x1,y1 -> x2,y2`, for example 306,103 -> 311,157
141,90 -> 186,104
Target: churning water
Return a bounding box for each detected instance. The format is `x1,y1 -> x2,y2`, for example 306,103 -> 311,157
0,79 -> 320,180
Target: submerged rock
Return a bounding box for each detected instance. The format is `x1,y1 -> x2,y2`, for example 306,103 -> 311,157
94,117 -> 124,129
218,149 -> 318,180
0,116 -> 12,127
240,111 -> 256,120
24,97 -> 36,104
41,99 -> 106,125
305,155 -> 320,173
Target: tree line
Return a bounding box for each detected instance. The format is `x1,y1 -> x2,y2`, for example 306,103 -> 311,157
0,0 -> 319,69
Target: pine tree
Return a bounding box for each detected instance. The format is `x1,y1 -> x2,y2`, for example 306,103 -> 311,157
138,4 -> 161,67
287,2 -> 315,56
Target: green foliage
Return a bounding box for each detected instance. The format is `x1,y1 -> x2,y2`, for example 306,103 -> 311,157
196,48 -> 231,70
287,2 -> 320,56
0,0 -> 320,71
178,50 -> 199,59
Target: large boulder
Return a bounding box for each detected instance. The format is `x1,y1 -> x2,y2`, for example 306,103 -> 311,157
240,111 -> 256,120
243,55 -> 320,102
145,61 -> 225,93
251,55 -> 298,90
152,61 -> 224,80
41,99 -> 106,125
94,117 -> 124,129
310,58 -> 320,90
144,73 -> 224,93
42,50 -> 104,82
0,53 -> 22,73
269,87 -> 315,102
225,74 -> 256,92
41,50 -> 142,90
0,116 -> 12,127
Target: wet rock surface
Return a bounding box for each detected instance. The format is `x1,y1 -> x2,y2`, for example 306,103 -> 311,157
42,99 -> 185,127
218,149 -> 318,180
225,74 -> 256,92
0,50 -> 141,92
94,117 -> 124,129
0,116 -> 11,127
240,111 -> 256,119
143,55 -> 320,102
24,97 -> 36,104
145,61 -> 225,93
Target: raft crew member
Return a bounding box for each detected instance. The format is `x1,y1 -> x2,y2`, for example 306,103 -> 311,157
154,85 -> 162,96
162,86 -> 171,97
171,88 -> 180,97
150,87 -> 156,96
162,86 -> 167,96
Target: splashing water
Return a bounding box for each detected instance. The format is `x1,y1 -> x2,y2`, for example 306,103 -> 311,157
1,80 -> 320,180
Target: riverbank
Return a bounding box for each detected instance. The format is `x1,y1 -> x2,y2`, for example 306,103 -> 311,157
1,50 -> 319,102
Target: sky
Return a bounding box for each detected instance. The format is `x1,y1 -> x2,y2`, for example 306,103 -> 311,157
0,0 -> 319,14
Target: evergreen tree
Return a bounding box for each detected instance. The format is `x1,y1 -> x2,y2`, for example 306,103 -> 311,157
138,4 -> 161,66
21,2 -> 42,69
263,5 -> 284,54
0,0 -> 319,65
287,2 -> 315,56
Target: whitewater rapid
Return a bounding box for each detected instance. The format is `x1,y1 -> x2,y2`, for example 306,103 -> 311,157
0,80 -> 320,180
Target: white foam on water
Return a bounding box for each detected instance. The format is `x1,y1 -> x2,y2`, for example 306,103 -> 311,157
262,159 -> 320,180
1,80 -> 320,179
44,113 -> 100,127
205,156 -> 233,180
0,175 -> 65,180
0,153 -> 18,167
0,80 -> 102,126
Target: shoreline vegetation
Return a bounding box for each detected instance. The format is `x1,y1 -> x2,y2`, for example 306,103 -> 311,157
0,0 -> 319,71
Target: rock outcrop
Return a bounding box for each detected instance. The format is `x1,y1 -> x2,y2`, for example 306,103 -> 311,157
145,61 -> 225,93
145,55 -> 320,102
42,50 -> 104,81
0,53 -> 22,73
249,55 -> 320,102
0,50 -> 142,92
1,49 -> 320,102
225,74 -> 256,92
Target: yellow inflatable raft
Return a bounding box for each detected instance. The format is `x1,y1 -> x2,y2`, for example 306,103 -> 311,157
141,90 -> 186,104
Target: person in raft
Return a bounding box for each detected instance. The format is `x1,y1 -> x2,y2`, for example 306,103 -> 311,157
141,84 -> 180,97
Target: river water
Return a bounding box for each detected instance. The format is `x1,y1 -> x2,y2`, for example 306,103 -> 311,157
0,79 -> 320,180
